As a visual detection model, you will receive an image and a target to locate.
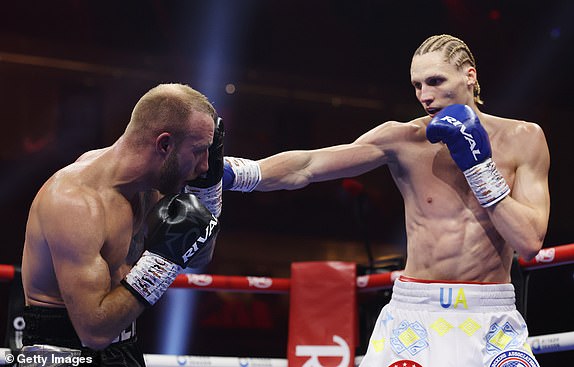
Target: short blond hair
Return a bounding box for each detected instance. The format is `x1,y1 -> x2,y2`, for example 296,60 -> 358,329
125,83 -> 216,146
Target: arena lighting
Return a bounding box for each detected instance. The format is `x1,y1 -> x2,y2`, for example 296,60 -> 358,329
158,0 -> 254,355
158,286 -> 198,354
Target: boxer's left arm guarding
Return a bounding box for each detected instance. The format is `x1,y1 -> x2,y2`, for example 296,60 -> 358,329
42,188 -> 145,349
426,106 -> 550,260
487,122 -> 550,260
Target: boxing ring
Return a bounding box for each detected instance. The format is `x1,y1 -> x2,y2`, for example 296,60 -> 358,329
1,243 -> 574,366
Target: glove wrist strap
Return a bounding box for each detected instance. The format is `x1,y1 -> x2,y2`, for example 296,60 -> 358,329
122,251 -> 182,306
184,181 -> 223,218
225,157 -> 261,192
463,158 -> 510,207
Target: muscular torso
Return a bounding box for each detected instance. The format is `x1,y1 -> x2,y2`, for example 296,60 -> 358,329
386,114 -> 519,282
22,148 -> 154,307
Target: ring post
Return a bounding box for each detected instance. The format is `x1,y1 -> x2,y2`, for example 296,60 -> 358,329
288,262 -> 357,367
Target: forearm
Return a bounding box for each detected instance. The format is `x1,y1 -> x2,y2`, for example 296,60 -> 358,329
487,196 -> 548,260
226,144 -> 385,192
85,286 -> 146,349
223,152 -> 313,192
256,151 -> 313,191
72,285 -> 145,350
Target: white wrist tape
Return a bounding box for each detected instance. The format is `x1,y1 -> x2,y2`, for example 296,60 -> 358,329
463,158 -> 510,207
225,157 -> 261,192
184,180 -> 222,218
123,250 -> 182,306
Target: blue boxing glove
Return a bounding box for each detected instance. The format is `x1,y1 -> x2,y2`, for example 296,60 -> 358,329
222,157 -> 261,192
426,104 -> 510,207
427,104 -> 490,170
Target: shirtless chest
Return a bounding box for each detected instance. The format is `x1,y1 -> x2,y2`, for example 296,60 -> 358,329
23,188 -> 150,305
390,122 -> 516,215
99,194 -> 148,283
383,119 -> 518,281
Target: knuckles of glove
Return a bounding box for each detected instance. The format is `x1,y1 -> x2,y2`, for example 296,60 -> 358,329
426,104 -> 492,171
145,193 -> 220,268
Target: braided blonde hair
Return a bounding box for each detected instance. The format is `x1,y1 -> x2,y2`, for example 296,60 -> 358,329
414,34 -> 483,105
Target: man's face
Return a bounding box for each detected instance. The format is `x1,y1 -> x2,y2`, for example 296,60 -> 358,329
410,51 -> 475,117
158,112 -> 214,194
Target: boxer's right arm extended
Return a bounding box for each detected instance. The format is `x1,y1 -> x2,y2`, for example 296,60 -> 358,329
222,121 -> 400,192
122,193 -> 219,306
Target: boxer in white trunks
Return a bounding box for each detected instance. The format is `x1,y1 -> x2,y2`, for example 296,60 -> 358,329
221,34 -> 550,366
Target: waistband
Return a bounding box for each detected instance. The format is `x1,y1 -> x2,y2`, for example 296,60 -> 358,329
23,306 -> 136,349
390,276 -> 516,312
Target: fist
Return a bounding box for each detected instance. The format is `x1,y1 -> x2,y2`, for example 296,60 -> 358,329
426,104 -> 491,171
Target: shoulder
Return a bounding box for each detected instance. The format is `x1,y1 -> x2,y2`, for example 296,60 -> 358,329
42,167 -> 102,210
486,115 -> 549,167
487,115 -> 547,146
484,113 -> 541,132
355,116 -> 428,145
513,120 -> 549,166
514,120 -> 546,142
75,147 -> 109,162
36,171 -> 107,251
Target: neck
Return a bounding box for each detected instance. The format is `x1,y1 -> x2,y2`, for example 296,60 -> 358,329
103,138 -> 160,199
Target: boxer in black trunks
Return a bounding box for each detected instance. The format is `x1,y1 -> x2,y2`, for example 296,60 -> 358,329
20,83 -> 222,366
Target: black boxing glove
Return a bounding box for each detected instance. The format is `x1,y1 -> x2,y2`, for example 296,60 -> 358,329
122,193 -> 219,306
184,115 -> 224,217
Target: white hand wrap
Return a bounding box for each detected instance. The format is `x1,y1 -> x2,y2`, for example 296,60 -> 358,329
184,181 -> 222,218
463,158 -> 510,207
225,157 -> 261,192
123,250 -> 182,306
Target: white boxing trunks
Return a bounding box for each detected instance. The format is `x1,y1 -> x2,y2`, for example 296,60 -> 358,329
359,276 -> 539,367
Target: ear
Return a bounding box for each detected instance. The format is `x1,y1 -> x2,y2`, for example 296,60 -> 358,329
466,66 -> 477,88
155,132 -> 173,155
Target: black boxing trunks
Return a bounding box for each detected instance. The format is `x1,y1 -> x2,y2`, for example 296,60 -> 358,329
20,306 -> 145,367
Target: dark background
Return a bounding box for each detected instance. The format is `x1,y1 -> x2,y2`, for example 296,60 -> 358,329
1,0 -> 573,364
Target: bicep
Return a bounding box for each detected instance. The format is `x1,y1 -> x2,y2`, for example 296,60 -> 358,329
38,189 -> 145,347
43,196 -> 111,317
511,125 -> 550,222
256,121 -> 398,191
256,143 -> 385,191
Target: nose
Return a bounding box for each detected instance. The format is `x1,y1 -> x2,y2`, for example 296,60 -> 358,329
419,85 -> 434,105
